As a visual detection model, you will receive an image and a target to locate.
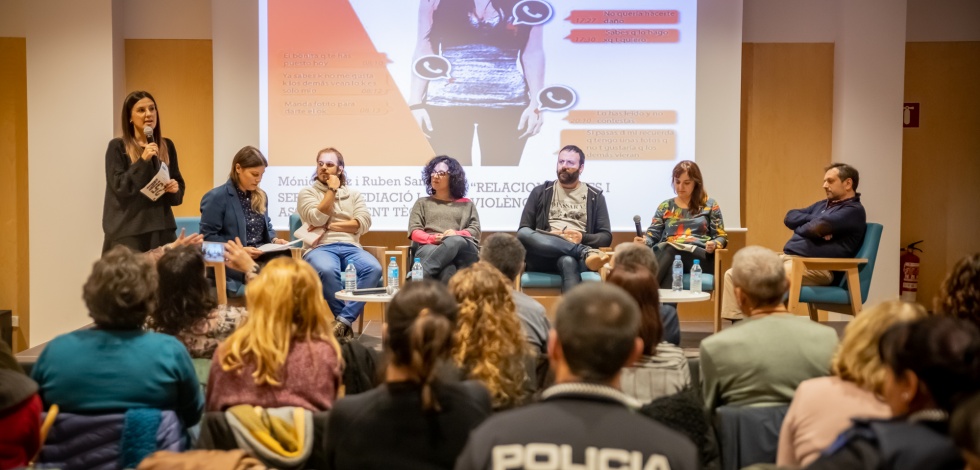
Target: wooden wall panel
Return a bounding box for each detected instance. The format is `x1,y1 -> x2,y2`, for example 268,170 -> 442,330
902,42 -> 980,310
0,37 -> 29,351
742,43 -> 835,251
125,39 -> 213,217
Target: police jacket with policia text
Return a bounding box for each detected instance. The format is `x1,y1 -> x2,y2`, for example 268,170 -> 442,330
519,181 -> 613,249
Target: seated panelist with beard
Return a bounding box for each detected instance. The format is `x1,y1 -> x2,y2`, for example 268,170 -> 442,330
295,147 -> 382,341
516,145 -> 612,293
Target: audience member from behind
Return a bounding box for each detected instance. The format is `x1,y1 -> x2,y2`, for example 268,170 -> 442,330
807,316 -> 980,469
777,300 -> 927,468
612,242 -> 681,345
607,264 -> 689,403
936,252 -> 980,329
478,233 -> 550,357
700,246 -> 838,413
324,281 -> 491,470
149,246 -> 247,359
952,392 -> 980,470
206,257 -> 342,412
1,340 -> 41,469
449,263 -> 531,409
456,283 -> 698,470
31,246 -> 203,428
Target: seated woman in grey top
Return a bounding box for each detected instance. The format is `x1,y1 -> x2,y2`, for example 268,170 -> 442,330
407,156 -> 481,283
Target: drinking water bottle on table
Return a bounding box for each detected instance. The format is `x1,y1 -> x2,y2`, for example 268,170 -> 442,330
344,263 -> 357,292
411,257 -> 423,281
671,255 -> 684,292
690,259 -> 702,294
387,257 -> 399,294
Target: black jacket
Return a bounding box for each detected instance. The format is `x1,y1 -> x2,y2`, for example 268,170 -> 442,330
519,181 -> 612,248
783,194 -> 866,258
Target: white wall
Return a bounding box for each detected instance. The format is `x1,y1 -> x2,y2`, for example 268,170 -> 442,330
122,0 -> 211,39
212,0 -> 259,187
743,0 -> 838,43
698,0 -> 745,227
906,0 -> 980,41
26,0 -> 118,345
0,0 -> 26,37
832,1 -> 908,308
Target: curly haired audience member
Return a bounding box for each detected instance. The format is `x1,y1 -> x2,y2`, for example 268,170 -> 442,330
777,300 -> 927,467
935,252 -> 980,329
449,262 -> 531,409
31,246 -> 203,428
149,246 -> 247,359
324,281 -> 491,469
206,258 -> 342,412
807,316 -> 980,469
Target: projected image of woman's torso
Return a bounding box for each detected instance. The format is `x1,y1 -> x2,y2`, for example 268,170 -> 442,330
427,0 -> 532,108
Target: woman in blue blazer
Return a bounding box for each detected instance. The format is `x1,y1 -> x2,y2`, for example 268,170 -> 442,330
200,146 -> 288,293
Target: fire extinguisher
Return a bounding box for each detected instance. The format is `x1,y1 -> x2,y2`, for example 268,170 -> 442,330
900,241 -> 923,302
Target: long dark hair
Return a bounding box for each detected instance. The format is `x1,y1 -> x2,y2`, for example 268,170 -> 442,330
879,316 -> 980,413
151,246 -> 217,336
120,90 -> 169,165
607,265 -> 663,355
428,0 -> 529,51
422,155 -> 468,200
672,160 -> 708,214
386,280 -> 459,412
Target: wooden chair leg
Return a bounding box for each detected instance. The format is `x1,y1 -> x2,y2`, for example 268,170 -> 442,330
787,259 -> 805,313
807,303 -> 820,322
713,290 -> 722,333
846,267 -> 863,315
357,313 -> 364,335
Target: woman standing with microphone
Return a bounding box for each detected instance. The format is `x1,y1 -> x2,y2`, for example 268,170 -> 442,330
102,91 -> 185,253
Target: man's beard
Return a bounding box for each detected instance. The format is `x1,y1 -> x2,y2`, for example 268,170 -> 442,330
317,171 -> 333,185
557,168 -> 580,184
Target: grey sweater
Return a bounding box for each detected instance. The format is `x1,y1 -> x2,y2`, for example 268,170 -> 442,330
407,197 -> 481,242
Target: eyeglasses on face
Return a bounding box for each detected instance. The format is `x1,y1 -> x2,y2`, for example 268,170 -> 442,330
431,171 -> 449,178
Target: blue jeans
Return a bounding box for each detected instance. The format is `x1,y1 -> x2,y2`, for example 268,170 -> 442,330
304,243 -> 383,326
414,236 -> 480,283
516,227 -> 590,292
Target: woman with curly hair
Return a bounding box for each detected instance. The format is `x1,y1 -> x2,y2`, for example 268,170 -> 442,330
448,262 -> 530,409
148,245 -> 247,359
324,280 -> 492,469
777,300 -> 928,468
935,253 -> 980,329
408,156 -> 481,282
205,257 -> 343,411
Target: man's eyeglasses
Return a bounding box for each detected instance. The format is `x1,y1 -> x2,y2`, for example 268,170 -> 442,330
317,161 -> 338,168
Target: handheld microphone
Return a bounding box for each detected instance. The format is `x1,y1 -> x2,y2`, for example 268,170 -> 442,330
143,126 -> 155,145
633,215 -> 643,237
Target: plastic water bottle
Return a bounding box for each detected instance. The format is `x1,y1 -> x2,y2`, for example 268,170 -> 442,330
387,257 -> 399,294
344,263 -> 357,292
671,255 -> 684,292
411,257 -> 423,281
691,259 -> 702,294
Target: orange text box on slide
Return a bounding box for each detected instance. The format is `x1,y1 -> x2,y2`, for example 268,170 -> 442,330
566,10 -> 680,25
268,0 -> 433,166
561,129 -> 676,161
565,29 -> 679,44
564,110 -> 677,125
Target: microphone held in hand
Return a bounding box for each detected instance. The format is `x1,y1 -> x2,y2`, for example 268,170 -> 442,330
633,215 -> 643,237
143,126 -> 155,145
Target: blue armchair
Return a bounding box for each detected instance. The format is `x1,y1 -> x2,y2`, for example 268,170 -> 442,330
787,223 -> 882,319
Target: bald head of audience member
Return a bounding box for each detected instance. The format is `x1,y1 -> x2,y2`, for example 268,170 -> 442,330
613,242 -> 659,275
730,246 -> 789,315
550,283 -> 643,386
479,233 -> 526,282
